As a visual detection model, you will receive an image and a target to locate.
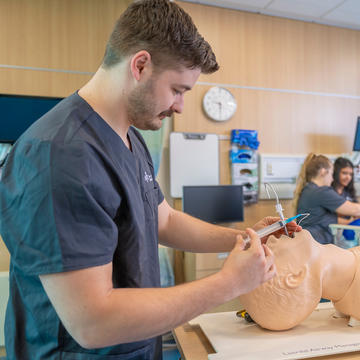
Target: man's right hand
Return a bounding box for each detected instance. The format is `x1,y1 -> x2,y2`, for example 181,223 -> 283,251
219,228 -> 276,297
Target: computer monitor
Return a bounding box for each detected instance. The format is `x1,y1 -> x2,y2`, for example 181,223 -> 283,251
182,185 -> 244,224
353,116 -> 360,151
0,94 -> 63,144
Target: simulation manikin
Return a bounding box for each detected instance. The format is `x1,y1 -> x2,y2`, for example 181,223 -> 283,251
239,230 -> 360,330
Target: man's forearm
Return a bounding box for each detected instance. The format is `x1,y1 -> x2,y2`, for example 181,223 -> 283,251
159,208 -> 246,252
41,231 -> 275,350
62,272 -> 235,349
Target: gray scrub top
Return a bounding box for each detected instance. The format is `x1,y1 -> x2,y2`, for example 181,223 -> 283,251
297,182 -> 345,244
0,92 -> 164,359
339,188 -> 356,202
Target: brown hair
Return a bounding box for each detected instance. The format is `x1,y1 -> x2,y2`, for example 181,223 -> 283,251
102,0 -> 219,74
332,157 -> 357,201
292,153 -> 332,212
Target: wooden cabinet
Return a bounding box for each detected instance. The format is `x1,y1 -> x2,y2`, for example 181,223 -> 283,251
184,252 -> 242,313
184,252 -> 226,282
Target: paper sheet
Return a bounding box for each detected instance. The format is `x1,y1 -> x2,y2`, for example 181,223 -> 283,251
189,303 -> 360,359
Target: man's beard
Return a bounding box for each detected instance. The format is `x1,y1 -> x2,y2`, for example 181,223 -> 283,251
127,77 -> 172,130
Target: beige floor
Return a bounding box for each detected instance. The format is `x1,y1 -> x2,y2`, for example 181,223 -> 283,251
0,346 -> 5,356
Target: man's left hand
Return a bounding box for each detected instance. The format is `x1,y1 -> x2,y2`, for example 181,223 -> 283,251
252,216 -> 302,243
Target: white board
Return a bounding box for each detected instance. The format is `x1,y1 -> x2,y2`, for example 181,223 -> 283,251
170,132 -> 219,198
189,303 -> 360,360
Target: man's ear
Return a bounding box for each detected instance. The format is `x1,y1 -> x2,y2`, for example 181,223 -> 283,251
285,265 -> 308,289
130,50 -> 152,81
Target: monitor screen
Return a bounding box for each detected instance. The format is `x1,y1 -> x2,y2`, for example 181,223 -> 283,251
183,185 -> 244,224
353,116 -> 360,151
0,94 -> 63,143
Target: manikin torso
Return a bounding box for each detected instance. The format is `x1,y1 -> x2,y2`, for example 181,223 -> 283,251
332,246 -> 360,323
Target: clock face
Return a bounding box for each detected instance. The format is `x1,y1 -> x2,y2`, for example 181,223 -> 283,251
203,86 -> 237,121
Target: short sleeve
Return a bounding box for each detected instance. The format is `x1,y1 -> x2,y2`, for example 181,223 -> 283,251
0,139 -> 119,275
317,186 -> 346,212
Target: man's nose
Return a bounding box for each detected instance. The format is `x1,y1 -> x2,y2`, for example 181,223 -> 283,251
171,95 -> 184,114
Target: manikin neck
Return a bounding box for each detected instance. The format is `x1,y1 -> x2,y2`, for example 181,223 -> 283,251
321,244 -> 356,302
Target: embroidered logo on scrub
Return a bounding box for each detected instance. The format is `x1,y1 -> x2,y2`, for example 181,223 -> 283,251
144,171 -> 153,183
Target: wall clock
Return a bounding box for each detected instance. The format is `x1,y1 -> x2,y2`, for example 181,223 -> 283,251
203,86 -> 237,122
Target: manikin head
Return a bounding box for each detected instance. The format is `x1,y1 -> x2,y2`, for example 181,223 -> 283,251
239,230 -> 324,330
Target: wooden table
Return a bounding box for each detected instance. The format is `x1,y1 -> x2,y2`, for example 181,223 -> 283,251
173,323 -> 360,360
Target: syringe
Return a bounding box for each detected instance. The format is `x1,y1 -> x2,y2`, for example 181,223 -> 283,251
256,219 -> 286,239
244,214 -> 303,247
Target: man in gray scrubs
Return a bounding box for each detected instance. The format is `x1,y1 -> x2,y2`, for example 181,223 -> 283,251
0,1 -> 292,359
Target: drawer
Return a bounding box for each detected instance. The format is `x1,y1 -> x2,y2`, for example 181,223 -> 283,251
195,252 -> 228,271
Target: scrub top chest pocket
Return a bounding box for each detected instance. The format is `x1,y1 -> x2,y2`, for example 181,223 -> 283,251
140,161 -> 158,220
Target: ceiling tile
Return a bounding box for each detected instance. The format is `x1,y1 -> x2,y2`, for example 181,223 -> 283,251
323,0 -> 360,26
179,0 -> 360,30
222,0 -> 272,8
268,0 -> 344,18
180,0 -> 271,11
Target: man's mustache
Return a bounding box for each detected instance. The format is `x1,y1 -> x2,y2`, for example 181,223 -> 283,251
159,110 -> 173,118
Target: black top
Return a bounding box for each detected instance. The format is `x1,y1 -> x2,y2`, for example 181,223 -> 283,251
339,188 -> 356,202
0,92 -> 164,360
297,182 -> 345,244
337,188 -> 356,220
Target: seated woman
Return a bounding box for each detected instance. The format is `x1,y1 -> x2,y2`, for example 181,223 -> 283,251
238,230 -> 359,331
332,157 -> 358,224
293,153 -> 360,244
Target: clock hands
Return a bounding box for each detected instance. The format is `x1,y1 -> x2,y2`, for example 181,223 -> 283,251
203,86 -> 237,121
215,101 -> 222,121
